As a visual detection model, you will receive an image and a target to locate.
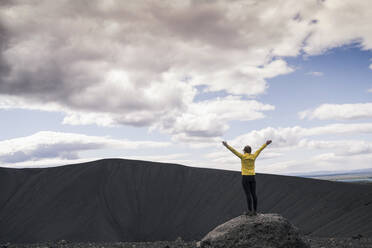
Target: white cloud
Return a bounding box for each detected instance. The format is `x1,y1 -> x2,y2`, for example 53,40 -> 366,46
1,0 -> 372,147
0,157 -> 100,169
0,0 -> 299,131
369,64 -> 372,70
306,71 -> 323,76
263,153 -> 372,175
230,123 -> 372,148
204,122 -> 372,174
0,131 -> 169,165
4,123 -> 372,173
368,88 -> 372,93
0,95 -> 65,113
0,0 -> 325,140
298,139 -> 372,155
299,103 -> 372,120
0,94 -> 180,127
153,95 -> 274,142
190,59 -> 294,96
0,94 -> 274,142
303,1 -> 372,55
1,0 -> 372,107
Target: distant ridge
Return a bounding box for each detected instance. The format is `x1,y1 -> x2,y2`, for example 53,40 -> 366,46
288,167 -> 372,177
1,158 -> 372,243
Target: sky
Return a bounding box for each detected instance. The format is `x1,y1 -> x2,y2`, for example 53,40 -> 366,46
1,0 -> 372,175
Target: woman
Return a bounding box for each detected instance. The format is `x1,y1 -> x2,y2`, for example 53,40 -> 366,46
222,140 -> 272,216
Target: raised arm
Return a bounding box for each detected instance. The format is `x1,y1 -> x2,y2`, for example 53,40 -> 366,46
253,140 -> 272,159
222,141 -> 243,159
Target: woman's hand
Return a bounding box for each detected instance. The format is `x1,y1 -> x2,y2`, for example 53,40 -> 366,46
266,140 -> 272,145
222,141 -> 228,147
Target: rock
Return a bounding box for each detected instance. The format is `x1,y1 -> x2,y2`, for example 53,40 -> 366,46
175,236 -> 184,243
58,239 -> 67,245
352,234 -> 363,240
200,213 -> 309,248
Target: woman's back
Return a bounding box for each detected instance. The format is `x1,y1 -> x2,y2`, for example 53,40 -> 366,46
241,153 -> 256,175
224,142 -> 268,175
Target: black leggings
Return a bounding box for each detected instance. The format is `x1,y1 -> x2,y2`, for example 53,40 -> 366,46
242,175 -> 257,212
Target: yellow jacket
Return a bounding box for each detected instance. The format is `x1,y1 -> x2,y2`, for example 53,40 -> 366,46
226,143 -> 267,175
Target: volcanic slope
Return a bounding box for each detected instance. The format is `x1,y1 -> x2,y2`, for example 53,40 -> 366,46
1,159 -> 372,243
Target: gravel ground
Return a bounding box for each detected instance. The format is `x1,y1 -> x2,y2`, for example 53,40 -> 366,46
0,239 -> 197,248
304,236 -> 372,248
2,237 -> 372,248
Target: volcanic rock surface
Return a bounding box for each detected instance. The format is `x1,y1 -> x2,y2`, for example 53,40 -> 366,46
1,158 -> 372,243
199,213 -> 309,248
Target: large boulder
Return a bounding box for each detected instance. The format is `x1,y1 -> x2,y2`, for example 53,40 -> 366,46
199,213 -> 309,248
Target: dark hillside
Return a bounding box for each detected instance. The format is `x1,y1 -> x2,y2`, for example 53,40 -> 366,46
0,159 -> 371,243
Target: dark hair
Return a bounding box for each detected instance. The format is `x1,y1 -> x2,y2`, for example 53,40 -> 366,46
244,145 -> 251,153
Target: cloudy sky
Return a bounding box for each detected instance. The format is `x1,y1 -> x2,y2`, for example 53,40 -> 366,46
1,0 -> 372,175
